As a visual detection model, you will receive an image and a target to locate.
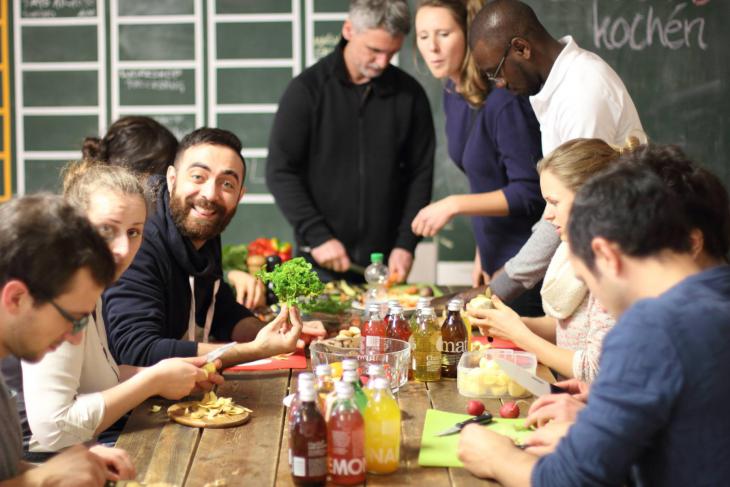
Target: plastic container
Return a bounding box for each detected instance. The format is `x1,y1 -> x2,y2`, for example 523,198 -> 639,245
310,337 -> 410,393
456,349 -> 537,398
364,252 -> 389,306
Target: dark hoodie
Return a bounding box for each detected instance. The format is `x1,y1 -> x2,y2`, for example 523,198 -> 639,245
102,178 -> 253,366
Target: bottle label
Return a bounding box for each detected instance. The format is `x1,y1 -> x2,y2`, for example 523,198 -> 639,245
441,340 -> 466,353
331,457 -> 366,477
292,456 -> 306,476
426,353 -> 440,372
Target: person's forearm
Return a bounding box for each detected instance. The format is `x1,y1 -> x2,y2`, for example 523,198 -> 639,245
522,316 -> 557,342
450,191 -> 510,217
519,332 -> 575,378
96,369 -> 158,434
118,364 -> 143,382
230,317 -> 266,343
491,446 -> 537,487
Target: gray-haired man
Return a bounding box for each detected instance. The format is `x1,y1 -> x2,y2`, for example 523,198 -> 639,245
267,0 -> 435,283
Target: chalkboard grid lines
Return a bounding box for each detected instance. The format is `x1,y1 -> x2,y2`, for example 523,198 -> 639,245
109,0 -> 205,137
304,0 -> 346,68
1,0 -> 11,201
207,0 -> 301,205
12,0 -> 107,195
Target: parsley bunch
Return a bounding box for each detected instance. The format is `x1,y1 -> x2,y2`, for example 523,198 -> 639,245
257,257 -> 325,306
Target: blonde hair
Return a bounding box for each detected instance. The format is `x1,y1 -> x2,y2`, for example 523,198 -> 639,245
62,159 -> 149,215
536,137 -> 642,192
416,0 -> 487,107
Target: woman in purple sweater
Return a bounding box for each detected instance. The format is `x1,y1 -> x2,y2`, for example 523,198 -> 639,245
411,0 -> 544,314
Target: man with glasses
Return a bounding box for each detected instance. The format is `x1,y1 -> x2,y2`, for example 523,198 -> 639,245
468,0 -> 645,303
0,194 -> 135,486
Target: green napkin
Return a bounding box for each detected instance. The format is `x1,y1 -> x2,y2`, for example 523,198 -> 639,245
418,409 -> 533,467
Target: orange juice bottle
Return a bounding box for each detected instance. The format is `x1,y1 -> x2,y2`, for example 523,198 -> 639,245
363,378 -> 401,474
314,364 -> 335,416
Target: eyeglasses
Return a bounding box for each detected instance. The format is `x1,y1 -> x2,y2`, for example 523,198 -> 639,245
484,38 -> 515,86
50,300 -> 90,334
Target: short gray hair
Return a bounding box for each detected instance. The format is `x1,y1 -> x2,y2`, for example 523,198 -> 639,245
349,0 -> 411,36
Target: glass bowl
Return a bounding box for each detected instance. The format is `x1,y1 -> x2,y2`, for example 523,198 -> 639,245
457,349 -> 537,399
309,337 -> 411,392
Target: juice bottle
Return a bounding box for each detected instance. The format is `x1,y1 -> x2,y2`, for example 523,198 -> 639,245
440,299 -> 468,379
364,363 -> 386,400
288,373 -> 316,435
383,299 -> 399,324
343,370 -> 368,413
409,296 -> 432,333
341,359 -> 360,383
327,382 -> 366,485
361,303 -> 386,353
289,381 -> 327,486
363,378 -> 401,474
409,307 -> 442,382
314,364 -> 334,416
386,305 -> 411,342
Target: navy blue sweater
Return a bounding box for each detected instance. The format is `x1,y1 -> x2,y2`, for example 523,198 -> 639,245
533,265 -> 730,486
443,84 -> 543,275
103,182 -> 253,366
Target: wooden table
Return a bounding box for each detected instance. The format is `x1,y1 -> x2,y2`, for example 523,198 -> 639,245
116,364 -> 555,486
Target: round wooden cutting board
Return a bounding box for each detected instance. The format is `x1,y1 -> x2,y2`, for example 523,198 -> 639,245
167,401 -> 252,428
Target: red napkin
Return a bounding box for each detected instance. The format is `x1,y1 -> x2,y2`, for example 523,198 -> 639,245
472,335 -> 522,350
226,350 -> 307,371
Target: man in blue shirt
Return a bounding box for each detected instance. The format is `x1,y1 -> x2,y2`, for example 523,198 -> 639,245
457,147 -> 730,486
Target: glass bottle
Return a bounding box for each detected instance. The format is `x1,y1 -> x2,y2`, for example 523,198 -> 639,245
440,299 -> 468,378
386,304 -> 411,342
342,369 -> 368,413
289,381 -> 327,486
327,382 -> 366,485
364,363 -> 386,399
314,364 -> 335,416
361,303 -> 386,353
409,307 -> 442,382
363,377 -> 401,474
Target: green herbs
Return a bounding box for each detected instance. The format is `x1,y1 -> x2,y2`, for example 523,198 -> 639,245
222,244 -> 248,273
257,257 -> 324,306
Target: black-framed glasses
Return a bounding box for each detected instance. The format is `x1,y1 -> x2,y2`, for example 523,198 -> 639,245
50,300 -> 90,334
484,38 -> 515,86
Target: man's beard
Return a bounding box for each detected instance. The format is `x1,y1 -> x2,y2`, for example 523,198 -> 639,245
170,185 -> 236,242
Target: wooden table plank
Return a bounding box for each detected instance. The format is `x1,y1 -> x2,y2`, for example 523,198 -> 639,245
114,396 -> 199,486
184,370 -> 290,487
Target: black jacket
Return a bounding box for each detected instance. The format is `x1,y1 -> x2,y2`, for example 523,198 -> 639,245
266,38 -> 435,266
102,179 -> 253,366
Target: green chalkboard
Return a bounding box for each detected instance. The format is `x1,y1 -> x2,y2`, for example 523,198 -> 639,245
11,0 -> 729,267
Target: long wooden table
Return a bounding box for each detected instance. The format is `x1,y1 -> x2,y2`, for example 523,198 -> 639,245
115,363 -> 555,486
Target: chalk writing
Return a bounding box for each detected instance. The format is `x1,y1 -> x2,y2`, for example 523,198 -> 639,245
120,69 -> 187,94
593,1 -> 708,50
22,0 -> 96,18
313,33 -> 340,60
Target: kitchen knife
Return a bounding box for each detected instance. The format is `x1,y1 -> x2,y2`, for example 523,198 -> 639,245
434,412 -> 493,437
495,358 -> 567,397
205,341 -> 238,363
430,285 -> 490,310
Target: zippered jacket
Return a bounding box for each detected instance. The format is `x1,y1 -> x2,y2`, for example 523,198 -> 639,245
266,38 -> 435,266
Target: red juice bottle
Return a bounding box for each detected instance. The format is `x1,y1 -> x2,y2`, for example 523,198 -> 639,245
361,303 -> 386,353
288,373 -> 316,465
289,381 -> 327,486
386,304 -> 411,342
327,381 -> 366,485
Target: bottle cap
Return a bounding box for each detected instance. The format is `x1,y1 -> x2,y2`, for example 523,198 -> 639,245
298,372 -> 315,387
367,302 -> 381,315
298,381 -> 316,402
342,370 -> 359,384
421,306 -> 435,317
372,377 -> 389,390
387,299 -> 399,309
416,297 -> 432,308
315,364 -> 332,377
367,363 -> 385,377
390,304 -> 403,314
447,299 -> 462,312
335,381 -> 354,398
370,252 -> 384,264
342,359 -> 359,372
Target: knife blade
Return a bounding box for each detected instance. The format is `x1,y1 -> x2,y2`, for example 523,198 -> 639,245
494,358 -> 567,397
434,412 -> 493,436
205,341 -> 238,363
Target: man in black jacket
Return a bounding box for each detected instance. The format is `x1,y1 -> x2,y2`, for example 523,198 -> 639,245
103,128 -> 324,367
266,0 -> 435,283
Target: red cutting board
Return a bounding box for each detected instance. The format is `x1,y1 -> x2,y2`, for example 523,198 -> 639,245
472,335 -> 522,350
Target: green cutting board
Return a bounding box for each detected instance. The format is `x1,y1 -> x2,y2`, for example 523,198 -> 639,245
418,409 -> 533,468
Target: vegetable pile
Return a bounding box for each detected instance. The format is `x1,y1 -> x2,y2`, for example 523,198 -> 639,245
257,257 -> 324,306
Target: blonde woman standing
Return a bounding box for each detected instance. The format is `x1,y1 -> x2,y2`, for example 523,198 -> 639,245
411,0 -> 544,314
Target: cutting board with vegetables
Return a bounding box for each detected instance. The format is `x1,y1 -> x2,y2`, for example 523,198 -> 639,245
167,392 -> 252,429
418,409 -> 533,467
